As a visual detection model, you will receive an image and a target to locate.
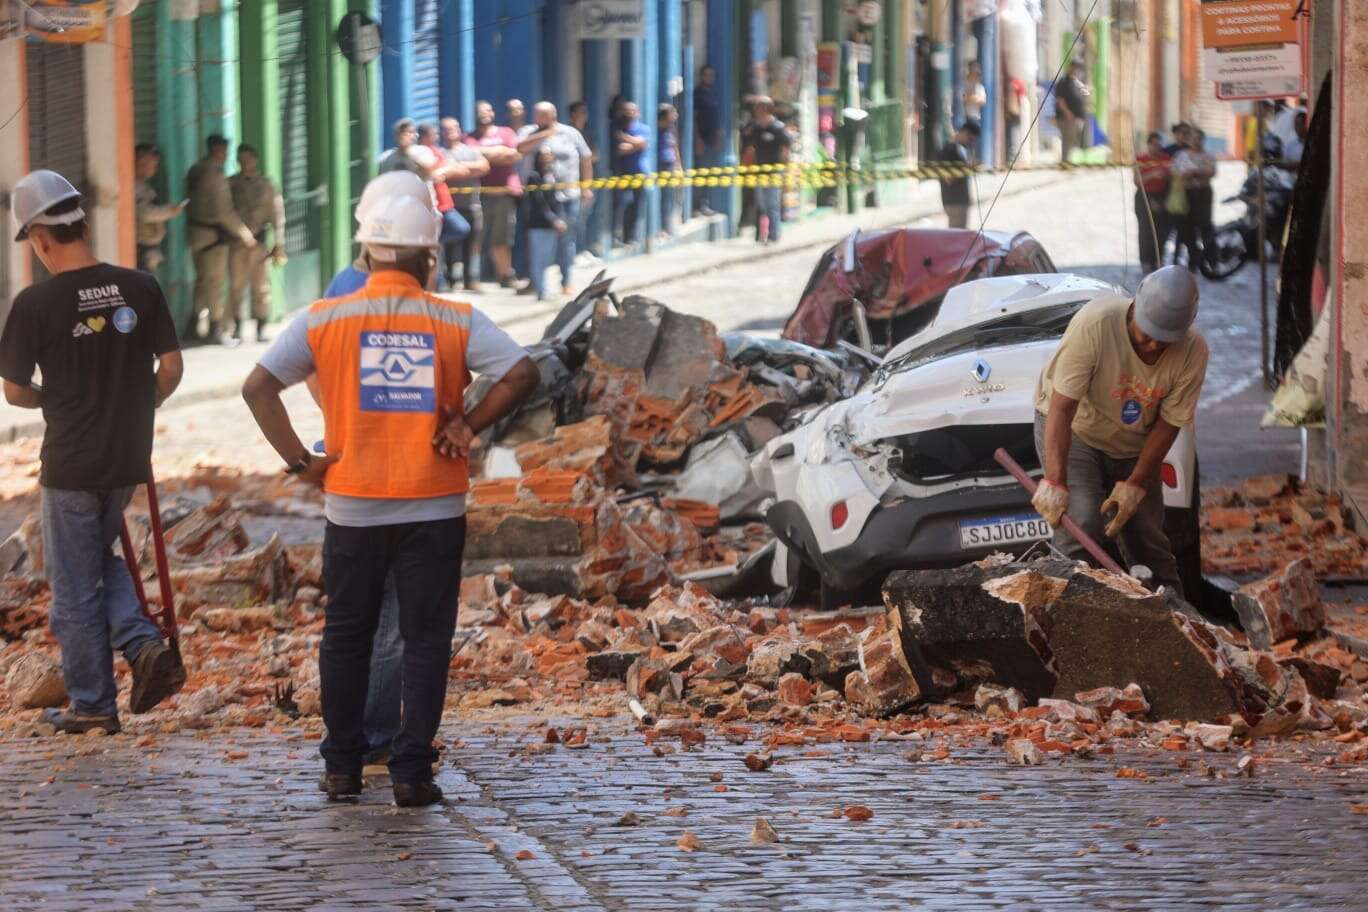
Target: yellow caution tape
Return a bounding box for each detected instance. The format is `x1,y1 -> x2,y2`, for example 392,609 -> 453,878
447,158 -> 1149,195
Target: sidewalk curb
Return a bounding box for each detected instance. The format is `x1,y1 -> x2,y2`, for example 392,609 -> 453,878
0,379 -> 255,444
0,172 -> 1076,444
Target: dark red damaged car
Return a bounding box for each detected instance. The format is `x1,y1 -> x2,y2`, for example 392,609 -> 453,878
781,227 -> 1056,349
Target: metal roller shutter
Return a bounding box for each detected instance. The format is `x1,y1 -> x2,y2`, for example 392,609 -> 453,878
26,42 -> 87,281
278,0 -> 318,256
131,1 -> 159,147
411,0 -> 441,126
26,43 -> 87,190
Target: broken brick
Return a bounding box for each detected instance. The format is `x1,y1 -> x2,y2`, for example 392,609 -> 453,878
1234,559 -> 1326,649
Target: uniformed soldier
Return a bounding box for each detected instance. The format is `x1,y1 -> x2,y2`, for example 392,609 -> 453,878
242,191 -> 539,806
228,144 -> 286,344
184,135 -> 255,346
134,143 -> 186,273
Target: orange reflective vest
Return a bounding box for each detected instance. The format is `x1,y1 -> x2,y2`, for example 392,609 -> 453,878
306,270 -> 472,499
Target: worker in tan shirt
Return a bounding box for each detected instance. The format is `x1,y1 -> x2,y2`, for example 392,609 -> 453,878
228,144 -> 286,344
1031,266 -> 1209,596
185,135 -> 255,346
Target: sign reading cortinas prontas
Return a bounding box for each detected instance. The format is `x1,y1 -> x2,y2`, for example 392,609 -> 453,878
1200,0 -> 1299,50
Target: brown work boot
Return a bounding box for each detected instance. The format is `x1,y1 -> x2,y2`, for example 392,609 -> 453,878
129,639 -> 186,714
41,708 -> 121,735
324,771 -> 364,801
392,780 -> 444,808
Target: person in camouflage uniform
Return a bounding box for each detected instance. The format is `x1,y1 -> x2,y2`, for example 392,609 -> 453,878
228,144 -> 286,344
184,135 -> 255,345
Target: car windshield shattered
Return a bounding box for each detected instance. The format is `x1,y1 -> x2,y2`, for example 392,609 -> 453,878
878,299 -> 1090,382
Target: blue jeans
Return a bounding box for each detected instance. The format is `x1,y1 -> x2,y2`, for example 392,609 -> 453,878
661,182 -> 678,234
575,190 -> 599,254
755,186 -> 782,242
553,197 -> 580,291
320,517 -> 465,783
615,185 -> 644,244
41,487 -> 162,717
363,574 -> 402,759
528,227 -> 559,299
698,145 -> 723,213
439,208 -> 470,243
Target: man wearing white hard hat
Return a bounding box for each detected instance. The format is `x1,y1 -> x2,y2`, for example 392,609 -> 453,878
242,189 -> 538,806
0,170 -> 186,733
320,170 -> 436,299
1032,266 -> 1209,596
310,169 -> 447,775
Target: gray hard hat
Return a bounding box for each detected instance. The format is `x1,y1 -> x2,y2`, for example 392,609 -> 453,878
11,169 -> 83,242
1134,266 -> 1199,343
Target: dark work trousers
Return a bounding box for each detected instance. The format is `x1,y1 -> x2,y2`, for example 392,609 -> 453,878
1135,189 -> 1168,273
1032,412 -> 1181,597
1176,184 -> 1214,271
448,204 -> 483,289
616,185 -> 644,244
320,516 -> 465,783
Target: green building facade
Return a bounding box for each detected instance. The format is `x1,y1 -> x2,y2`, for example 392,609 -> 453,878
129,0 -> 367,333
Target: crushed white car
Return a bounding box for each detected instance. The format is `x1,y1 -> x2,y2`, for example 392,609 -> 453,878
751,273 -> 1200,609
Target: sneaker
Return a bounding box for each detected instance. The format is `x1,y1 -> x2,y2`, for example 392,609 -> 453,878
516,283 -> 536,296
256,323 -> 269,344
41,708 -> 120,735
129,639 -> 187,714
393,780 -> 444,807
212,329 -> 241,348
462,281 -> 480,294
324,771 -> 363,801
499,274 -> 516,289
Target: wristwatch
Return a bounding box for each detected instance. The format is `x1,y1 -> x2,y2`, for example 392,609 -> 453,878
284,452 -> 313,475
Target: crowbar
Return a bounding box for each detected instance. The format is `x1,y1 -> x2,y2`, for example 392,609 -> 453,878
118,470 -> 181,657
993,448 -> 1126,575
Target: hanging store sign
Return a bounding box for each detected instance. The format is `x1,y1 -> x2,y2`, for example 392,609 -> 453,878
1201,0 -> 1304,100
336,11 -> 382,66
575,0 -> 645,41
23,0 -> 106,43
1200,0 -> 1299,50
1210,43 -> 1303,99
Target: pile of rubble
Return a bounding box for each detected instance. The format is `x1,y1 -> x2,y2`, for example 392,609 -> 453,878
4,473 -> 1365,770
459,293 -> 861,600
1203,474 -> 1368,578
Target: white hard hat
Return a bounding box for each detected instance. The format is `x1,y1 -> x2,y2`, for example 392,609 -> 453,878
355,193 -> 441,260
1134,265 -> 1199,344
355,170 -> 434,225
12,169 -> 84,242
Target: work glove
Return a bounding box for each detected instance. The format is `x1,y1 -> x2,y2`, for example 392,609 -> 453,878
1101,481 -> 1147,538
1032,480 -> 1070,528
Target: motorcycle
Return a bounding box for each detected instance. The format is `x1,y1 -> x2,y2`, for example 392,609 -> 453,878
1199,166 -> 1295,281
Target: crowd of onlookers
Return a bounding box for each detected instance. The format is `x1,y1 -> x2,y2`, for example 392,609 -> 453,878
1133,101 -> 1306,275
130,66 -> 809,321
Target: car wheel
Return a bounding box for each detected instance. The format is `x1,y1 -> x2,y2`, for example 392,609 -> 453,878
819,576 -> 884,612
1198,225 -> 1248,281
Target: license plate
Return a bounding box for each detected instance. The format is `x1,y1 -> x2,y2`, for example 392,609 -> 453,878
958,513 -> 1051,550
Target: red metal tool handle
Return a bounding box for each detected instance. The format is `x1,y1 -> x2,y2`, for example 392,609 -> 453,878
993,448 -> 1127,575
118,471 -> 178,642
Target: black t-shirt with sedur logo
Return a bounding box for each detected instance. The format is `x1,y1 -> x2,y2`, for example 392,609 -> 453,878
0,263 -> 179,490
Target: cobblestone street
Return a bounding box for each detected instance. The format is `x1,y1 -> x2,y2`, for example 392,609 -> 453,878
4,720 -> 1368,910
0,167 -> 1344,907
